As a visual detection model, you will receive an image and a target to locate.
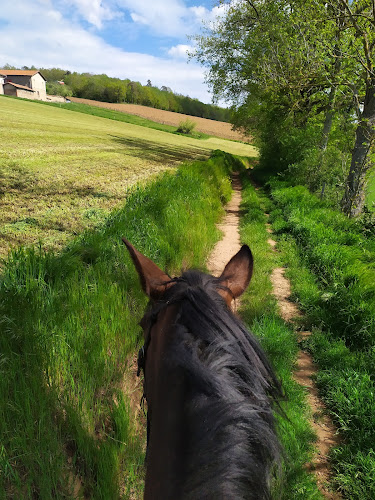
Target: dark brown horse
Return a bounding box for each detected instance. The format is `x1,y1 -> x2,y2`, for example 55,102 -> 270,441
123,238 -> 282,499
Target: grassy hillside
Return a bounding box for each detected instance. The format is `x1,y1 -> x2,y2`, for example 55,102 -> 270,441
0,151 -> 235,499
68,97 -> 249,141
0,96 -> 256,260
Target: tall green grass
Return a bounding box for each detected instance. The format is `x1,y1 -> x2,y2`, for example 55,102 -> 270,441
238,174 -> 323,499
268,181 -> 375,350
266,179 -> 375,498
0,151 -> 234,499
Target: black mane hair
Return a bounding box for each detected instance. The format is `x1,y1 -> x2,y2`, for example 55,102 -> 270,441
143,269 -> 283,500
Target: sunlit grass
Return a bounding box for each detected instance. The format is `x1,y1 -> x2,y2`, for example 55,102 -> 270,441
0,97 -> 209,259
0,151 -> 235,498
0,96 -> 257,260
238,174 -> 323,499
267,179 -> 375,499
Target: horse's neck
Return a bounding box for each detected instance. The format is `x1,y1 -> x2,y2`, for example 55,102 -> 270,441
144,306 -> 187,499
144,378 -> 187,498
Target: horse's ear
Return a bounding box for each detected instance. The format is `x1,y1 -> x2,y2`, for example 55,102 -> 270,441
219,245 -> 253,305
122,238 -> 171,300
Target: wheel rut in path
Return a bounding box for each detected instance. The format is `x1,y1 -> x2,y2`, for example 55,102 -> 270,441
267,223 -> 341,500
207,177 -> 340,499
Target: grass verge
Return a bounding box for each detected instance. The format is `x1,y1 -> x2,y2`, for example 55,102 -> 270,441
0,151 -> 234,499
238,172 -> 323,499
266,180 -> 375,499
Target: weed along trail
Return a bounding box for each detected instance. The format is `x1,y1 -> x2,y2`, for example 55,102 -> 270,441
267,224 -> 341,499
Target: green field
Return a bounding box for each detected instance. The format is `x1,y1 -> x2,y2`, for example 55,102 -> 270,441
39,99 -> 210,138
0,150 -> 236,499
1,95 -> 339,498
366,172 -> 375,207
0,96 -> 257,259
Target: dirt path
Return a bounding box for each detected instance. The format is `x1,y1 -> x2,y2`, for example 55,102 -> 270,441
207,173 -> 242,275
207,177 -> 340,499
268,227 -> 341,499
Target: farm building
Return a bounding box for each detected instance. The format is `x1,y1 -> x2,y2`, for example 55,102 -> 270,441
0,70 -> 47,100
0,73 -> 5,94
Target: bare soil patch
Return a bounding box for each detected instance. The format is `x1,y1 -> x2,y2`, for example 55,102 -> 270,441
70,97 -> 250,142
267,230 -> 341,499
207,173 -> 242,275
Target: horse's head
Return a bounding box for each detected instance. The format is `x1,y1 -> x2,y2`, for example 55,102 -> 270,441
122,237 -> 253,306
122,238 -> 281,500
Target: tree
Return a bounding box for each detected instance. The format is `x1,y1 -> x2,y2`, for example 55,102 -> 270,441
329,0 -> 375,216
194,0 -> 375,215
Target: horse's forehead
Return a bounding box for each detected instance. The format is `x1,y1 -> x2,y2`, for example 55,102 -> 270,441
154,302 -> 180,334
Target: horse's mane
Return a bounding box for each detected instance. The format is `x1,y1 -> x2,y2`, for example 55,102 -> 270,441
143,269 -> 283,500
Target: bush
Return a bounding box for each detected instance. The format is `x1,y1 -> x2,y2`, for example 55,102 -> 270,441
176,118 -> 197,135
46,81 -> 73,97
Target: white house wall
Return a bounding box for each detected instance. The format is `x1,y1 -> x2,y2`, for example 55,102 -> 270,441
30,74 -> 46,100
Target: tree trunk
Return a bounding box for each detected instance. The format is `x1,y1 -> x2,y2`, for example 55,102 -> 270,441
341,78 -> 375,217
320,103 -> 335,152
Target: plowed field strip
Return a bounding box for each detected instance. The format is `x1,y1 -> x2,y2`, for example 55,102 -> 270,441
69,97 -> 250,142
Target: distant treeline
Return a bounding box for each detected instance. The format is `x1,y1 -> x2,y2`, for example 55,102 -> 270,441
37,67 -> 231,122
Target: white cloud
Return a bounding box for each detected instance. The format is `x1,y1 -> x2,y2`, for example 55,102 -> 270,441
116,0 -> 189,37
60,0 -> 119,29
114,0 -> 226,38
167,44 -> 192,59
0,0 -> 212,102
192,4 -> 228,20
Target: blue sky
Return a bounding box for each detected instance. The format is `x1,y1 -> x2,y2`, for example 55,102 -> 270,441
0,0 -> 228,103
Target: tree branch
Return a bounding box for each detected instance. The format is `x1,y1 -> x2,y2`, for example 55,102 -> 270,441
337,0 -> 374,75
244,0 -> 260,20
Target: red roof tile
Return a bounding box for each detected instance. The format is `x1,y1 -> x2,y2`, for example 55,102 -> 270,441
0,69 -> 46,80
4,82 -> 35,92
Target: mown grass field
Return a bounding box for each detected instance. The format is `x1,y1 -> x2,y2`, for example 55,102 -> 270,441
0,96 -> 257,260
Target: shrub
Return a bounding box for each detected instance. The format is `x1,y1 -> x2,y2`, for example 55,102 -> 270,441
176,118 -> 197,135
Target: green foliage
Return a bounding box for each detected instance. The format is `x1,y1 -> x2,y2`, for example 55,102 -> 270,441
193,0 -> 375,216
176,118 -> 197,135
38,68 -> 232,121
238,175 -> 323,499
266,178 -> 375,498
46,81 -> 73,97
356,206 -> 375,237
0,151 -> 235,498
268,180 -> 375,349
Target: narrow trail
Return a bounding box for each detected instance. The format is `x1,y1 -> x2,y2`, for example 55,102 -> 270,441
208,176 -> 340,499
267,224 -> 341,500
207,172 -> 242,275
